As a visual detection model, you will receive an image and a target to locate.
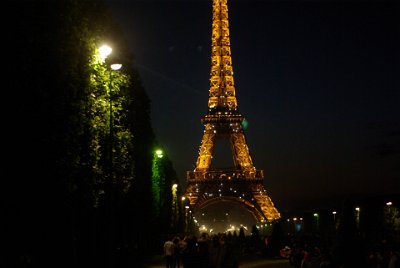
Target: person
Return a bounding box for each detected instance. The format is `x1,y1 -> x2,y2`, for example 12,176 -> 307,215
319,252 -> 333,268
301,245 -> 320,268
220,234 -> 238,268
173,236 -> 181,268
181,235 -> 200,268
388,249 -> 400,268
289,244 -> 304,268
197,233 -> 210,267
209,235 -> 222,268
177,236 -> 188,267
164,236 -> 176,268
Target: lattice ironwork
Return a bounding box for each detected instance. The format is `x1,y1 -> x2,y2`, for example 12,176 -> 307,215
184,0 -> 280,223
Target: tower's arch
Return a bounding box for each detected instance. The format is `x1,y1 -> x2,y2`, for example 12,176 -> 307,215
194,196 -> 267,224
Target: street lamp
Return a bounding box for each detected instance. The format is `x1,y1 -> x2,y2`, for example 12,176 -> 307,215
98,44 -> 123,174
313,212 -> 319,231
111,63 -> 122,70
108,65 -> 121,165
185,205 -> 190,232
98,45 -> 124,268
386,201 -> 392,213
99,45 -> 112,58
171,184 -> 179,229
332,211 -> 337,222
355,207 -> 360,227
155,149 -> 164,158
104,51 -> 122,172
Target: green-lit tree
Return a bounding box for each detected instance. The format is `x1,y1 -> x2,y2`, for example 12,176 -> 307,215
4,0 -> 175,266
152,148 -> 180,235
383,203 -> 400,243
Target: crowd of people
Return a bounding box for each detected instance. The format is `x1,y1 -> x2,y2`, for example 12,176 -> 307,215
283,241 -> 400,268
286,244 -> 331,268
163,233 -> 238,268
366,244 -> 400,268
163,233 -> 400,268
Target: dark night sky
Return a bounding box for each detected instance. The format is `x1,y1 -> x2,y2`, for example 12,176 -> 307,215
106,0 -> 399,209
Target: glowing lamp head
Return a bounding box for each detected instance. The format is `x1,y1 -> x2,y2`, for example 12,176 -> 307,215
99,45 -> 112,57
155,149 -> 163,158
111,63 -> 122,70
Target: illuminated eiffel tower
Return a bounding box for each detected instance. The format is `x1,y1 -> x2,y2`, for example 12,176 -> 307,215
184,0 -> 280,223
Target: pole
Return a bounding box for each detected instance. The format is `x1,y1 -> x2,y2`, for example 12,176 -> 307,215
108,68 -> 114,268
109,69 -> 113,166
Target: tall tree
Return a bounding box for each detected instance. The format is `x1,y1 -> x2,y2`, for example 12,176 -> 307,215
265,221 -> 286,257
331,199 -> 367,267
4,0 -> 168,266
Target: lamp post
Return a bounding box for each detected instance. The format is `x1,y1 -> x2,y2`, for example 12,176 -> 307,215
152,148 -> 164,209
172,184 -> 178,229
386,201 -> 392,213
355,207 -> 360,227
98,45 -> 122,268
185,205 -> 190,233
108,63 -> 122,170
313,213 -> 319,232
180,196 -> 186,232
98,45 -> 122,172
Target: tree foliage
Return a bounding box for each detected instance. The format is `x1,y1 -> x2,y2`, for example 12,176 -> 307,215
4,0 -> 179,266
331,200 -> 367,267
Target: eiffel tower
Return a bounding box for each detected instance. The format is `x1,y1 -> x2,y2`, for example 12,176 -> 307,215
184,0 -> 280,223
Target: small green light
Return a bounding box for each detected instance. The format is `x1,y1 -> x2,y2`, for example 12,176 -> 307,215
242,119 -> 248,129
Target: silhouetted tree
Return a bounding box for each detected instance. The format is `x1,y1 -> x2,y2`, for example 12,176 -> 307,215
331,199 -> 367,267
249,225 -> 262,252
265,221 -> 286,257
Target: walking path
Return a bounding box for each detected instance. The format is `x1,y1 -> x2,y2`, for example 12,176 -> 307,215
142,254 -> 291,268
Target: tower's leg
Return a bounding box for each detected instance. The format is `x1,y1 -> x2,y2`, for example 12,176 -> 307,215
230,132 -> 254,171
195,124 -> 216,171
